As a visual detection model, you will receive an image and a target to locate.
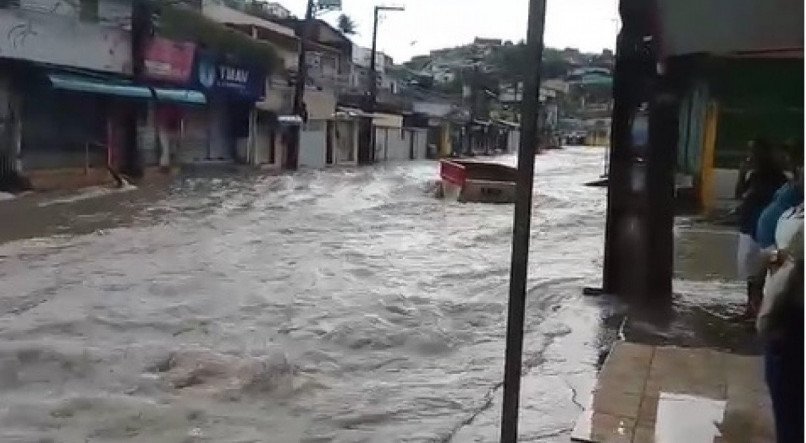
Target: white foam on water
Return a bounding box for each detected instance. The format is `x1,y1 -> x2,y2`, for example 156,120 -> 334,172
37,183 -> 137,208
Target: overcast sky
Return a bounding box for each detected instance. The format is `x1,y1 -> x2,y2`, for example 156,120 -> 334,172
272,0 -> 620,63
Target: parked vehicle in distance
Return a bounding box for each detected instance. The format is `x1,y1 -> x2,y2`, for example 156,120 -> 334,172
563,130 -> 587,145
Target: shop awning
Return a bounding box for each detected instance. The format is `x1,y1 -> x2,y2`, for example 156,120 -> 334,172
48,73 -> 206,105
494,119 -> 521,129
277,115 -> 303,125
335,106 -> 373,118
153,88 -> 206,105
49,73 -> 152,99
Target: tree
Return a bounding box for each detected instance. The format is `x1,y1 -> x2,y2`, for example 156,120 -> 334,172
337,14 -> 357,35
489,42 -> 530,83
488,43 -> 572,82
434,76 -> 463,95
155,3 -> 281,73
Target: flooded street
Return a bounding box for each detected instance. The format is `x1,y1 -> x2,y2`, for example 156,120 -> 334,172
0,148 -> 624,442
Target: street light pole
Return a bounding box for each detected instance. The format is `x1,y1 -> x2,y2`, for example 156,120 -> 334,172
500,0 -> 547,441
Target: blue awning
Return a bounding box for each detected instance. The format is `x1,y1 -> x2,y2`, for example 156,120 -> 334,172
47,73 -> 207,105
48,73 -> 152,99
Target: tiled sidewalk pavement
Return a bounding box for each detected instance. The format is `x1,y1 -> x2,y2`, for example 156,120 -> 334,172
571,342 -> 774,443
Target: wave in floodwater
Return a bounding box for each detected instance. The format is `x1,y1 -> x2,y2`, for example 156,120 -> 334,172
1,149 -> 619,442
37,183 -> 138,208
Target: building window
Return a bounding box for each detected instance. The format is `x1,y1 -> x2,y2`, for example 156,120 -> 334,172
80,0 -> 99,21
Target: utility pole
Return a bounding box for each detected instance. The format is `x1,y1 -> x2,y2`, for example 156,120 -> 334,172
368,5 -> 405,110
466,61 -> 480,156
361,5 -> 403,164
499,0 -> 547,440
367,6 -> 381,115
126,0 -> 152,179
289,0 -> 316,171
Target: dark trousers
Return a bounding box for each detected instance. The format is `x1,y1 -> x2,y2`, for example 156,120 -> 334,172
765,333 -> 804,443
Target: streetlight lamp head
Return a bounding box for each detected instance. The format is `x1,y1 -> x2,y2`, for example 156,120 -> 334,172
376,6 -> 405,12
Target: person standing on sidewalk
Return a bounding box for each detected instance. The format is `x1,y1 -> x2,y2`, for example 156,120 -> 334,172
756,163 -> 803,443
735,139 -> 788,319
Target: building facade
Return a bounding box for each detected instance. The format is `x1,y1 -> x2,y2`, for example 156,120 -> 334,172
0,0 -> 136,189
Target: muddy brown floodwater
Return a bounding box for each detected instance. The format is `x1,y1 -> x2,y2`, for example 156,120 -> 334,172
0,148 -> 749,442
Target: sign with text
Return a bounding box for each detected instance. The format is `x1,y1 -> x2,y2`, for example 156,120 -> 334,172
318,0 -> 342,10
192,52 -> 265,101
143,37 -> 196,84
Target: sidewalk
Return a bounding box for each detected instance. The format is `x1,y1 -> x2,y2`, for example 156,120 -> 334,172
0,164 -> 276,245
571,217 -> 773,442
625,218 -> 760,355
571,342 -> 773,443
0,175 -> 174,245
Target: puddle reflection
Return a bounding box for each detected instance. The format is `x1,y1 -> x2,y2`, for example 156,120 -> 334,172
654,392 -> 726,443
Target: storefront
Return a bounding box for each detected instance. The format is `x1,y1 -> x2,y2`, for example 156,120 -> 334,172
17,64 -> 203,188
140,36 -> 207,166
333,107 -> 364,166
190,51 -> 265,163
299,89 -> 337,169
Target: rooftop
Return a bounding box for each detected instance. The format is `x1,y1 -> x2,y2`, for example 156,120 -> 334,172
202,1 -> 296,37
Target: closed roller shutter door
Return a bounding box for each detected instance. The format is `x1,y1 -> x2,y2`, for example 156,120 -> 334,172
177,108 -> 209,163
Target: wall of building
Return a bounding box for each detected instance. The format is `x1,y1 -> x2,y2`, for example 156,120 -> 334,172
373,113 -> 403,129
657,0 -> 803,56
307,50 -> 339,83
305,89 -> 336,120
352,45 -> 387,72
712,58 -> 804,169
0,1 -> 132,74
263,2 -> 292,19
276,46 -> 299,71
712,168 -> 740,209
259,84 -> 294,114
414,102 -> 453,118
